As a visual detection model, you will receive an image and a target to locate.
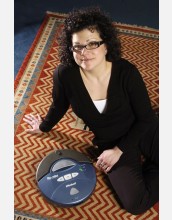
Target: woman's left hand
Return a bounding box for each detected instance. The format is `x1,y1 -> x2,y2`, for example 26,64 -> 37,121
96,146 -> 123,173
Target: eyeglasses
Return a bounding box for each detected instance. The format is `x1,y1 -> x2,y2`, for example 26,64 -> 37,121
71,41 -> 104,52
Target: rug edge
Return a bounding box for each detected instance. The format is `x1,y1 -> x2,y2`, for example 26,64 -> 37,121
14,10 -> 159,86
14,209 -> 64,220
46,10 -> 159,32
14,13 -> 51,91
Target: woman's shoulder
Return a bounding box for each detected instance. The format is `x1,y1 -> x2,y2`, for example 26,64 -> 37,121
114,58 -> 139,77
115,58 -> 136,69
54,63 -> 78,80
112,58 -> 141,84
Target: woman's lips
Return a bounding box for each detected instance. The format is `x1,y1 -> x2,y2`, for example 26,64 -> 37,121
81,58 -> 93,62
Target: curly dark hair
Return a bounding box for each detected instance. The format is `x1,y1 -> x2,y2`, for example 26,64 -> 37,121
58,6 -> 121,66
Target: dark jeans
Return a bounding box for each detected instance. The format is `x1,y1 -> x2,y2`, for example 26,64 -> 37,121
107,124 -> 159,215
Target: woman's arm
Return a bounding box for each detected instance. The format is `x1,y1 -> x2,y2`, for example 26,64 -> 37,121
39,66 -> 70,132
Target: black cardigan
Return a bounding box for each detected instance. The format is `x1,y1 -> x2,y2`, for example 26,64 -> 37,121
39,58 -> 158,152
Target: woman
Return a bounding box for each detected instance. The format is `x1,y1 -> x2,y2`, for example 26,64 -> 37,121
23,7 -> 159,215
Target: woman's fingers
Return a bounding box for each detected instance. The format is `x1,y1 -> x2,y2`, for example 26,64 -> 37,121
96,159 -> 110,173
37,114 -> 42,122
96,154 -> 113,173
23,117 -> 33,126
24,114 -> 34,123
99,163 -> 112,173
23,114 -> 41,124
105,166 -> 111,173
23,113 -> 43,134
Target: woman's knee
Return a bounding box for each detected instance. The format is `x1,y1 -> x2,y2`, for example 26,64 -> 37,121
120,197 -> 148,215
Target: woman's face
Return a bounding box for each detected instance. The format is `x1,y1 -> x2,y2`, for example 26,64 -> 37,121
71,29 -> 107,71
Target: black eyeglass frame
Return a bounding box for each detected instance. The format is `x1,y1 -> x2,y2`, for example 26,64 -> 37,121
70,41 -> 104,52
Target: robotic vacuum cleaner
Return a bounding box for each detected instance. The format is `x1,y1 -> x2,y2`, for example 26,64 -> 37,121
36,149 -> 96,207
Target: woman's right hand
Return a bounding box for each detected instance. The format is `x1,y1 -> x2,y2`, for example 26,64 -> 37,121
23,113 -> 43,134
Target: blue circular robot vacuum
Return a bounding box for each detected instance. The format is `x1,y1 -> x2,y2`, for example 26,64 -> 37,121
36,149 -> 96,207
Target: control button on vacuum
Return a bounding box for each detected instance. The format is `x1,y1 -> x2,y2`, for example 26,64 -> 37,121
57,176 -> 64,182
72,172 -> 79,178
70,187 -> 79,195
64,174 -> 72,180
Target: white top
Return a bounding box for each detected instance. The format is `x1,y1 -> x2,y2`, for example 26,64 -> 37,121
93,99 -> 107,113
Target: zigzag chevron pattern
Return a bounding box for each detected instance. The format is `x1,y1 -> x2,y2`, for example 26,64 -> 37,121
120,34 -> 159,110
14,13 -> 159,220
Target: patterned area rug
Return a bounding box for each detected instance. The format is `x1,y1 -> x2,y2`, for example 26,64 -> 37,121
14,12 -> 159,220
